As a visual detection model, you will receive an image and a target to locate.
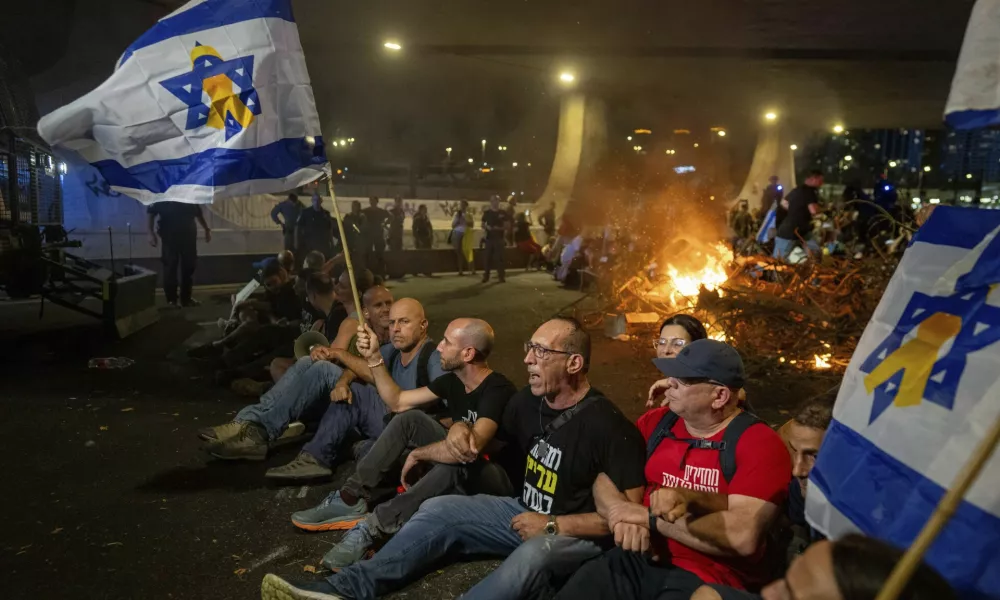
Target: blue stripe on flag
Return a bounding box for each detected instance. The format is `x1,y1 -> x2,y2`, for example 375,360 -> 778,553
92,136 -> 325,193
945,108 -> 1000,131
811,419 -> 1000,599
911,205 -> 1000,250
756,208 -> 776,243
120,0 -> 295,66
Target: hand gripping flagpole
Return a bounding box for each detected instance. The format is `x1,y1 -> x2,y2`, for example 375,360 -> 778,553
875,412 -> 1000,600
325,173 -> 366,327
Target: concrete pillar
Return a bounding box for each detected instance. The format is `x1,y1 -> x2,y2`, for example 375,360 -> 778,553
735,122 -> 797,211
533,93 -> 607,216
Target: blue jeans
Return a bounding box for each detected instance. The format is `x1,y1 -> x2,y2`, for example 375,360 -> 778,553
327,495 -> 604,600
234,357 -> 343,440
301,382 -> 389,467
772,236 -> 820,261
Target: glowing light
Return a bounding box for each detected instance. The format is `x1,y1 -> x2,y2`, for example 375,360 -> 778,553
923,166 -> 931,172
790,144 -> 798,150
929,198 -> 941,204
559,72 -> 575,84
646,242 -> 733,309
889,160 -> 897,167
446,147 -> 452,152
512,162 -> 518,167
779,357 -> 786,363
693,143 -> 699,148
58,162 -> 67,174
814,354 -> 832,369
966,173 -> 974,179
764,112 -> 777,121
467,158 -> 474,164
717,130 -> 726,137
339,139 -> 347,146
843,155 -> 853,162
627,136 -> 632,141
384,41 -> 402,51
833,124 -> 844,134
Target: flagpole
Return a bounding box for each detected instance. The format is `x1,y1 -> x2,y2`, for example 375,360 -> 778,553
875,412 -> 1000,600
324,174 -> 366,327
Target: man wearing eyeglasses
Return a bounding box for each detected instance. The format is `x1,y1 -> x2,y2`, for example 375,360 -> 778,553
261,317 -> 647,600
553,339 -> 792,600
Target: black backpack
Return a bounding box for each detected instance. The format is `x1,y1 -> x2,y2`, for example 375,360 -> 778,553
645,410 -> 763,484
387,341 -> 436,388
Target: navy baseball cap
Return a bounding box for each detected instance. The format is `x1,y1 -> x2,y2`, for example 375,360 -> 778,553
253,256 -> 277,270
652,339 -> 746,389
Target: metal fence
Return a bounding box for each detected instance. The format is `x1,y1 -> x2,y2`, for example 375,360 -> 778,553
0,133 -> 63,226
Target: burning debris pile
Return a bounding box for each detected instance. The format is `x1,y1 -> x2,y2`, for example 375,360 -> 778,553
601,241 -> 896,376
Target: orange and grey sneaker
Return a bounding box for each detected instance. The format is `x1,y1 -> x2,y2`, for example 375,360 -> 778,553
290,491 -> 367,532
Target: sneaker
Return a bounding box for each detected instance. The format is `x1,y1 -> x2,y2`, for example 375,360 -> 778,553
165,301 -> 180,310
271,421 -> 308,448
181,298 -> 202,307
197,421 -> 242,443
230,378 -> 268,397
260,573 -> 343,600
321,521 -> 375,571
208,422 -> 268,461
291,490 -> 368,532
265,452 -> 332,481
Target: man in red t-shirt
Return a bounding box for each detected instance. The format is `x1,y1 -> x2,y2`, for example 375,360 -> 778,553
553,339 -> 792,600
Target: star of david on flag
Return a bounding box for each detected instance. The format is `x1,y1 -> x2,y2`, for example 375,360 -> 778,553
37,0 -> 328,205
807,206 -> 1000,599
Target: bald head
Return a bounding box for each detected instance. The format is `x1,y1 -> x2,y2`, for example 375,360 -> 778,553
437,318 -> 495,371
362,285 -> 393,331
388,298 -> 429,351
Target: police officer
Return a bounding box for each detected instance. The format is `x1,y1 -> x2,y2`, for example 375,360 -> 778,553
481,195 -> 510,283
147,201 -> 212,308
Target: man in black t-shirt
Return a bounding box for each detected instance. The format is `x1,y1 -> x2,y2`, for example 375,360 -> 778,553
773,170 -> 823,261
147,201 -> 212,307
295,193 -> 337,260
362,196 -> 391,277
481,195 -> 510,283
294,317 -> 516,572
261,317 -> 647,600
387,196 -> 406,252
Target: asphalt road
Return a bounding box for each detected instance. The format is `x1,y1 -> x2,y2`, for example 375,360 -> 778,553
0,270 -> 828,600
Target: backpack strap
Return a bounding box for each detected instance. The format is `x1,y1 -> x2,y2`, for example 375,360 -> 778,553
718,411 -> 763,484
416,340 -> 435,388
646,411 -> 680,460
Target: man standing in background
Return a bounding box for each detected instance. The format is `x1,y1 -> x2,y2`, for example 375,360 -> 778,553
271,193 -> 305,253
387,196 -> 406,252
362,196 -> 390,278
147,201 -> 211,308
296,193 -> 337,262
481,195 -> 509,283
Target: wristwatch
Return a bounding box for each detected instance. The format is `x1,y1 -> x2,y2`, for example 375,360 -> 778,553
544,515 -> 559,535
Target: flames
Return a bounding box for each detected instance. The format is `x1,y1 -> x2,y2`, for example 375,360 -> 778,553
647,242 -> 734,309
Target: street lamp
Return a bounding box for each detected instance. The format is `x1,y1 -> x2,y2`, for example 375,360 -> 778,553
717,130 -> 726,137
764,112 -> 777,121
967,173 -> 974,179
889,160 -> 897,168
384,41 -> 402,51
467,158 -> 474,164
481,139 -> 487,161
790,144 -> 798,150
559,72 -> 576,85
923,165 -> 931,172
446,147 -> 453,158
512,162 -> 518,168
843,155 -> 853,162
833,124 -> 844,134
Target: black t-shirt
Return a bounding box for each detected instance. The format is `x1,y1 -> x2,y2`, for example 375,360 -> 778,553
514,220 -> 532,242
266,281 -> 303,321
776,185 -> 819,240
147,202 -> 201,239
500,386 -> 647,516
388,207 -> 406,235
426,371 -> 516,425
297,207 -> 334,249
482,208 -> 510,240
362,206 -> 390,235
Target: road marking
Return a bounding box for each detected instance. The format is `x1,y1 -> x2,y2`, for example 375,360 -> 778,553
248,545 -> 289,571
297,485 -> 310,498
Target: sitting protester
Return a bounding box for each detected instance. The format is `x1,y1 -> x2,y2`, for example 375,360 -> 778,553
200,276 -> 391,461
260,317 -> 648,600
691,534 -> 955,600
264,298 -> 446,481
553,339 -> 792,600
653,314 -> 709,360
289,318 -> 517,572
690,391 -> 836,600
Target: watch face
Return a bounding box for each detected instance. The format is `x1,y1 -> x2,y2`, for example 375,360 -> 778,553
544,522 -> 556,534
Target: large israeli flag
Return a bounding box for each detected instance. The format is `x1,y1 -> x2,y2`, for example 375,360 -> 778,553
807,206 -> 1000,599
37,0 -> 327,205
945,0 -> 1000,130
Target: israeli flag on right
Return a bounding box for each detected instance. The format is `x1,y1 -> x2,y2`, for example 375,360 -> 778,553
806,206 -> 1000,599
